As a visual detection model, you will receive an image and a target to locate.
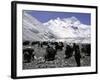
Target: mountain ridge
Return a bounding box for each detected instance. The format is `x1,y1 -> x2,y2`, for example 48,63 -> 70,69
23,12 -> 91,43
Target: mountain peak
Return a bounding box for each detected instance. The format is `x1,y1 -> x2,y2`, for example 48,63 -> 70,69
56,17 -> 61,21
70,16 -> 78,21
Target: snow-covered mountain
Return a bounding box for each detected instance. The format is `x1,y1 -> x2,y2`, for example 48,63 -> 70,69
23,12 -> 91,43
43,17 -> 91,43
43,17 -> 91,38
23,12 -> 56,41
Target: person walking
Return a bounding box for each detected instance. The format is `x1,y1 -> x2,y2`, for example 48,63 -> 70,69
73,43 -> 81,67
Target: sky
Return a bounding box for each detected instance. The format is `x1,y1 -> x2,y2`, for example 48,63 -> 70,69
24,10 -> 91,25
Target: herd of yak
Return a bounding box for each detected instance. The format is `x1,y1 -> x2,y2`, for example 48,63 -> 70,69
23,41 -> 91,67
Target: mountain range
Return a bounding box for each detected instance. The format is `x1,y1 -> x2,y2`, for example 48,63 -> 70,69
23,12 -> 91,43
